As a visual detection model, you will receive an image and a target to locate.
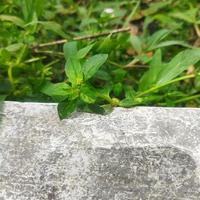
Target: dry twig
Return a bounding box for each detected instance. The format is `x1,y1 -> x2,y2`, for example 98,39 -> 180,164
33,27 -> 131,48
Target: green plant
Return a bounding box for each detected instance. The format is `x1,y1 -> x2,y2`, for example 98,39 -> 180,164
1,0 -> 200,119
41,40 -> 200,119
41,41 -> 113,119
120,48 -> 200,107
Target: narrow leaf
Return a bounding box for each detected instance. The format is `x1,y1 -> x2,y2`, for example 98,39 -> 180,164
148,40 -> 191,51
171,8 -> 198,24
0,95 -> 6,101
5,43 -> 24,52
41,21 -> 68,38
83,54 -> 108,80
77,43 -> 94,59
139,49 -> 163,91
97,35 -> 115,53
0,15 -> 25,27
65,57 -> 83,85
63,41 -> 78,60
41,82 -> 71,102
130,35 -> 142,54
80,84 -> 97,104
157,49 -> 200,85
147,29 -> 171,50
58,100 -> 77,119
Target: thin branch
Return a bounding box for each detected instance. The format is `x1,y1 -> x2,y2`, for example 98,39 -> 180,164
124,58 -> 140,68
33,49 -> 64,57
34,27 -> 131,48
74,27 -> 131,40
34,40 -> 67,48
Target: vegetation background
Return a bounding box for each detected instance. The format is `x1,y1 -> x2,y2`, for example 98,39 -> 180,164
1,0 -> 200,118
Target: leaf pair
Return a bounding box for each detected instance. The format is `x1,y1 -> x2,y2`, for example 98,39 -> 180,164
121,48 -> 200,108
139,48 -> 200,91
64,41 -> 108,85
130,29 -> 190,55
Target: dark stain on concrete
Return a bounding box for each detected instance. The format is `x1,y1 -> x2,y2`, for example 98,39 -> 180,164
91,146 -> 200,200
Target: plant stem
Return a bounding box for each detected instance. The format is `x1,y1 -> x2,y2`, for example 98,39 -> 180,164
108,60 -> 124,68
174,94 -> 200,103
124,0 -> 140,27
74,27 -> 131,40
124,58 -> 140,68
33,49 -> 64,57
136,73 -> 200,97
34,27 -> 131,48
8,64 -> 14,86
45,59 -> 60,67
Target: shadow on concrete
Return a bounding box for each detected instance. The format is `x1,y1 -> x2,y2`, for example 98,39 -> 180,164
91,146 -> 200,199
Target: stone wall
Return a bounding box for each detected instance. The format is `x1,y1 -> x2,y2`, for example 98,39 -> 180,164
0,101 -> 200,199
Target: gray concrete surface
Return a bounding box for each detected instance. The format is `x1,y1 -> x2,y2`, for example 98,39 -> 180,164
0,101 -> 200,199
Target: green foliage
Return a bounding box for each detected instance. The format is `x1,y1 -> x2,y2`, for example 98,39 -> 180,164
1,0 -> 200,119
42,41 -> 108,119
83,54 -> 108,80
139,49 -> 200,90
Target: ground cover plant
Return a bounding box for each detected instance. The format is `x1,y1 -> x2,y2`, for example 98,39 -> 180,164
1,0 -> 200,118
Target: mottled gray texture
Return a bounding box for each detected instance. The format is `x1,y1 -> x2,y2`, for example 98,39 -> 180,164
0,102 -> 200,200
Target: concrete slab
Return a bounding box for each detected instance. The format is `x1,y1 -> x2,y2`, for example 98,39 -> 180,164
0,101 -> 200,199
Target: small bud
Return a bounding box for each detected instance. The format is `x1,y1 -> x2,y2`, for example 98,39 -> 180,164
111,98 -> 120,106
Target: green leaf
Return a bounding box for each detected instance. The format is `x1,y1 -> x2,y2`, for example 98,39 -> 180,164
96,86 -> 112,102
63,42 -> 78,60
139,48 -> 200,91
152,14 -> 181,29
41,82 -> 71,102
130,35 -> 142,54
0,95 -> 6,101
57,100 -> 77,119
97,35 -> 115,53
21,0 -> 45,21
113,82 -> 123,96
119,98 -> 135,107
119,86 -> 136,107
21,0 -> 33,21
148,40 -> 191,51
142,0 -> 171,16
33,0 -> 45,17
171,8 -> 198,24
0,15 -> 25,27
77,43 -> 94,59
65,57 -> 83,85
83,54 -> 108,80
21,0 -> 38,21
146,29 -> 171,51
80,84 -> 96,104
157,48 -> 200,85
101,104 -> 113,114
136,54 -> 152,64
124,86 -> 136,99
88,104 -> 105,114
195,75 -> 200,90
41,21 -> 68,38
4,43 -> 24,52
139,49 -> 163,91
119,97 -> 143,107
